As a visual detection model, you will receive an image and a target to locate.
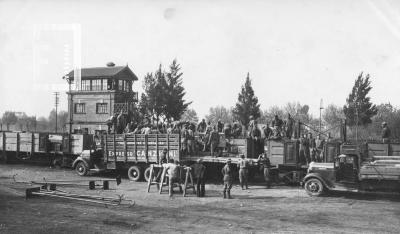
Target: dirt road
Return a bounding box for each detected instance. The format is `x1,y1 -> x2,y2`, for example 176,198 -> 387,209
0,164 -> 399,233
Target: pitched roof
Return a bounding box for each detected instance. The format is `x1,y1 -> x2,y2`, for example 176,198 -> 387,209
64,65 -> 138,80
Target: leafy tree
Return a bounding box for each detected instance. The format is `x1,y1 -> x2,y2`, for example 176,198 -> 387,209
371,103 -> 400,139
164,59 -> 191,122
232,73 -> 261,128
343,72 -> 377,126
260,106 -> 284,124
261,102 -> 312,125
205,106 -> 234,124
323,104 -> 345,129
2,111 -> 17,130
181,108 -> 199,123
17,113 -> 29,131
48,110 -> 68,132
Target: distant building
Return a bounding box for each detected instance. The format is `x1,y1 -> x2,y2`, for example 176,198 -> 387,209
63,63 -> 138,134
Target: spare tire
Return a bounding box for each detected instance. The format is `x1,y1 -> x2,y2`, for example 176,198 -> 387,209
128,165 -> 142,181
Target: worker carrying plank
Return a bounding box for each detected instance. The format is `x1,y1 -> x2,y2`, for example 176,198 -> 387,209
163,159 -> 183,197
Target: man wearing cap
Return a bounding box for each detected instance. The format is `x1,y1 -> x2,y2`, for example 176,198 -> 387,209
191,159 -> 206,197
156,149 -> 169,182
238,154 -> 249,190
382,122 -> 391,143
221,159 -> 234,199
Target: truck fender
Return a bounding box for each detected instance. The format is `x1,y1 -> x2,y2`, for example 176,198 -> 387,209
303,173 -> 333,189
72,157 -> 90,169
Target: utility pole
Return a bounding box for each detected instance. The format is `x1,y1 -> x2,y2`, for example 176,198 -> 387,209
54,92 -> 60,133
319,98 -> 324,136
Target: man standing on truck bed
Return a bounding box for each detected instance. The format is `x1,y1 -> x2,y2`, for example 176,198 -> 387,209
191,159 -> 206,197
222,159 -> 233,199
238,154 -> 249,190
382,122 -> 391,143
209,126 -> 220,156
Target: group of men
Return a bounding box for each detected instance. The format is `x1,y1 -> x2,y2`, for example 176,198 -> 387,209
157,148 -> 272,199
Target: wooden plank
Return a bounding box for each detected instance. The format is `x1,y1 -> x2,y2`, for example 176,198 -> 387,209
156,134 -> 159,164
145,134 -> 149,163
124,134 -> 128,163
16,133 -> 20,158
2,132 -> 6,161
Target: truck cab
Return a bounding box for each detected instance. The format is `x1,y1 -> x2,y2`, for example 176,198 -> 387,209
303,154 -> 360,196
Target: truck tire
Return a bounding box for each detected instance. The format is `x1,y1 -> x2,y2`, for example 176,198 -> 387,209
128,165 -> 142,181
144,166 -> 151,182
75,161 -> 88,176
304,178 -> 325,196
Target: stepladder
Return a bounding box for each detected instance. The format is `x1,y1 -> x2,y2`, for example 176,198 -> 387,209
147,164 -> 165,192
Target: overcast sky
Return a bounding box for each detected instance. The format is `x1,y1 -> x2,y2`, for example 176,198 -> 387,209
0,0 -> 400,119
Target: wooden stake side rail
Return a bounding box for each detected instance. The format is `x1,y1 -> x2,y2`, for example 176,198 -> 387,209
103,134 -> 181,164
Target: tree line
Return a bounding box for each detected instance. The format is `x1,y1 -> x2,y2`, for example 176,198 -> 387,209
0,58 -> 398,140
1,110 -> 68,132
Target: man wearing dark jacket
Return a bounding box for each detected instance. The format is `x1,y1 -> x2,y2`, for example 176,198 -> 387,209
221,159 -> 233,199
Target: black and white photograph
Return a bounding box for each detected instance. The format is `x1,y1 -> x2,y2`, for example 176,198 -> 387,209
1,0 -> 400,233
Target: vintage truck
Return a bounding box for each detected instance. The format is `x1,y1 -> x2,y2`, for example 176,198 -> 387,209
303,141 -> 400,196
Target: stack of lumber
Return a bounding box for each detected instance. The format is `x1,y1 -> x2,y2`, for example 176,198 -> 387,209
360,155 -> 400,180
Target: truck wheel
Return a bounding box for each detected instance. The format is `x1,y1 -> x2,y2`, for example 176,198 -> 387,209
304,178 -> 324,196
128,165 -> 142,181
144,166 -> 151,182
75,161 -> 88,176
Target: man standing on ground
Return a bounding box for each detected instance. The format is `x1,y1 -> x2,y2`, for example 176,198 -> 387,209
191,159 -> 206,197
221,159 -> 233,199
164,159 -> 182,197
258,152 -> 272,188
238,154 -> 249,190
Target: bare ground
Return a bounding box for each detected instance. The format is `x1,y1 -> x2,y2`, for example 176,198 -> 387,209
0,164 -> 399,234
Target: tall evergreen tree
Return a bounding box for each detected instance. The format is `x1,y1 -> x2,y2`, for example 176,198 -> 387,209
232,73 -> 261,127
343,72 -> 377,126
141,66 -> 167,124
164,59 -> 191,122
